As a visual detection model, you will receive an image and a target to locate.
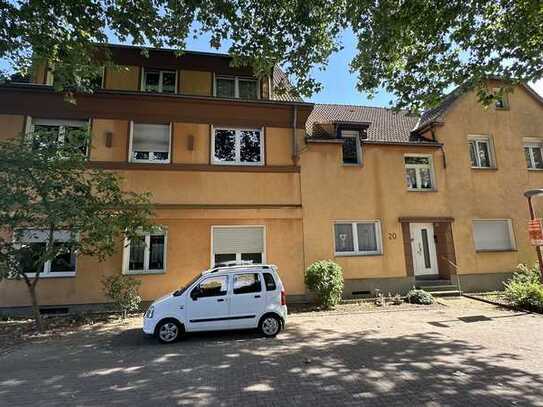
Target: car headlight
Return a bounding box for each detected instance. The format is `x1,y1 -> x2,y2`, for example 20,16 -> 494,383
145,306 -> 154,319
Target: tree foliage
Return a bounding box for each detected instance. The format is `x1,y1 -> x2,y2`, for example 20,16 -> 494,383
0,127 -> 153,330
0,1 -> 541,110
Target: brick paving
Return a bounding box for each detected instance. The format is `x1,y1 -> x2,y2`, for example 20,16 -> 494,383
1,297 -> 543,406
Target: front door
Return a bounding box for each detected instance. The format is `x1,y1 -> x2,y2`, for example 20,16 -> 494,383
410,223 -> 439,276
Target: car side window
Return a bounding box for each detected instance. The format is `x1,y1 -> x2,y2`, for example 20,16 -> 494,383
263,273 -> 277,291
233,273 -> 262,294
195,276 -> 228,298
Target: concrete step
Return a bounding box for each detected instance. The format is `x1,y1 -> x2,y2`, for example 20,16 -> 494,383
415,279 -> 452,286
426,290 -> 462,297
416,284 -> 458,292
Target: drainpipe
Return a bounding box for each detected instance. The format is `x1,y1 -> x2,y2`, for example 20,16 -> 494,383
292,105 -> 298,164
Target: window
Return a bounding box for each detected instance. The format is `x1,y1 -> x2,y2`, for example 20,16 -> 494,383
472,220 -> 516,251
334,221 -> 383,256
211,128 -> 264,165
14,230 -> 77,277
342,130 -> 361,165
524,141 -> 543,169
123,229 -> 167,274
404,155 -> 435,191
29,118 -> 89,155
493,88 -> 508,109
130,122 -> 171,163
212,226 -> 265,266
468,136 -> 494,168
263,273 -> 277,291
215,76 -> 259,99
142,69 -> 176,93
194,276 -> 228,298
233,273 -> 262,294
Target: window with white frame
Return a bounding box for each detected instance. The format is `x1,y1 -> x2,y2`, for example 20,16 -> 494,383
212,128 -> 264,165
14,230 -> 78,277
29,118 -> 89,155
215,76 -> 259,99
404,155 -> 434,190
524,141 -> 543,169
123,229 -> 167,274
334,221 -> 383,256
142,69 -> 176,93
342,130 -> 362,165
130,122 -> 171,163
472,219 -> 516,251
212,226 -> 265,265
468,136 -> 494,168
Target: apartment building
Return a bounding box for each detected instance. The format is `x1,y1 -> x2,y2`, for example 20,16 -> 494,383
0,44 -> 541,312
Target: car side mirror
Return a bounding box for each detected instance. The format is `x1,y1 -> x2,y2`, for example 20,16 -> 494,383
190,287 -> 201,301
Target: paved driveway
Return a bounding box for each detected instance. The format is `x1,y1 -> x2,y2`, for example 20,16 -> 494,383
1,298 -> 543,406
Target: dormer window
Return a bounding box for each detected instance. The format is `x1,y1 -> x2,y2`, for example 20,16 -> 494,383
142,69 -> 176,93
215,76 -> 259,99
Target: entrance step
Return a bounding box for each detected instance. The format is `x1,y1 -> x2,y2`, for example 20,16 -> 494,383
425,290 -> 462,297
415,279 -> 461,297
415,279 -> 452,287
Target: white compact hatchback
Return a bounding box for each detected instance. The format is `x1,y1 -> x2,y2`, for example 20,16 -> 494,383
143,263 -> 287,343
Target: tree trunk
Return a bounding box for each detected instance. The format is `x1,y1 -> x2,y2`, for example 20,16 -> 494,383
27,284 -> 44,332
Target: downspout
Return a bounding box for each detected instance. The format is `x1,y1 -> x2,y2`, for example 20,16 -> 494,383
292,105 -> 298,164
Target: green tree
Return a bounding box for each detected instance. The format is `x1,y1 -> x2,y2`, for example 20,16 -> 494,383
0,127 -> 153,331
1,1 -> 540,110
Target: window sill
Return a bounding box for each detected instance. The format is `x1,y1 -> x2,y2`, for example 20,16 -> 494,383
334,252 -> 383,257
123,270 -> 166,276
342,163 -> 362,167
475,249 -> 517,253
407,188 -> 437,192
471,167 -> 497,171
15,272 -> 76,279
211,162 -> 264,167
528,168 -> 543,172
129,160 -> 170,165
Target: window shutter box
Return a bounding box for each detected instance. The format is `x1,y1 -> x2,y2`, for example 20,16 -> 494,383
213,227 -> 264,254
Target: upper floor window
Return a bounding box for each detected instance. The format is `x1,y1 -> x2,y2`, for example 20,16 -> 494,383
468,135 -> 495,168
404,155 -> 435,191
123,228 -> 167,274
211,128 -> 263,165
142,69 -> 177,93
524,140 -> 543,170
29,118 -> 89,156
129,122 -> 171,163
334,221 -> 383,256
342,130 -> 361,165
215,76 -> 259,99
493,88 -> 509,109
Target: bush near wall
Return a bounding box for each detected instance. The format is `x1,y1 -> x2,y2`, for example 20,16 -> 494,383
304,260 -> 344,308
504,263 -> 543,313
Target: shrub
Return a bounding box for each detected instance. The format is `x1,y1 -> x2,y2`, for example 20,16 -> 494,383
503,263 -> 543,312
102,274 -> 142,318
405,289 -> 434,305
304,260 -> 344,308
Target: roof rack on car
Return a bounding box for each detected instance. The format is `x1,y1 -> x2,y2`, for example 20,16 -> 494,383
208,262 -> 274,273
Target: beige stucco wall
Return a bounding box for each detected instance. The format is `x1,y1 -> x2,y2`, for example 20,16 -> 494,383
0,114 -> 25,140
89,119 -> 129,161
105,66 -> 140,91
179,70 -> 212,96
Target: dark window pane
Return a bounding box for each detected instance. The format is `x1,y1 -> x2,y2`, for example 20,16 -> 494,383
144,71 -> 160,92
342,137 -> 359,164
50,243 -> 76,272
216,78 -> 235,97
134,151 -> 150,160
263,273 -> 277,291
525,147 -> 533,168
151,152 -> 169,161
477,141 -> 491,167
129,236 -> 145,271
406,168 -> 418,189
63,126 -> 88,155
421,229 -> 431,268
419,168 -> 432,189
18,242 -> 46,274
214,129 -> 236,162
214,253 -> 236,265
469,142 -> 478,167
233,273 -> 261,294
149,235 -> 165,270
533,147 -> 543,169
241,252 -> 262,264
239,80 -> 258,99
162,72 -> 176,93
357,223 -> 378,252
240,131 -> 261,163
405,156 -> 430,165
198,276 -> 228,297
334,224 -> 354,252
33,125 -> 61,149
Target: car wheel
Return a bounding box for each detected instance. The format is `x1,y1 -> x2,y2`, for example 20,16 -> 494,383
259,314 -> 282,338
156,320 -> 182,344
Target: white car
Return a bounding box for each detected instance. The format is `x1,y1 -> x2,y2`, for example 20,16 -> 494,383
143,263 -> 287,343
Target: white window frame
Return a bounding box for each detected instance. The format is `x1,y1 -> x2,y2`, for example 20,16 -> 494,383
210,225 -> 267,266
27,117 -> 91,157
404,154 -> 436,191
128,121 -> 172,164
341,130 -> 362,166
213,75 -> 260,99
472,219 -> 516,252
140,68 -> 178,93
468,135 -> 496,169
211,126 -> 265,166
334,220 -> 383,257
123,228 -> 168,275
13,229 -> 78,278
524,138 -> 543,170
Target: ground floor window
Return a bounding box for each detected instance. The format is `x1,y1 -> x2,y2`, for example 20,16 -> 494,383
472,219 -> 516,251
212,226 -> 265,266
334,221 -> 383,256
123,228 -> 167,274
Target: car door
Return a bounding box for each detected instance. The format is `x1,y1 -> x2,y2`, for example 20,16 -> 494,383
229,272 -> 265,329
185,274 -> 230,332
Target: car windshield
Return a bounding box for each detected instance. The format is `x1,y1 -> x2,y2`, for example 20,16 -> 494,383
173,273 -> 202,296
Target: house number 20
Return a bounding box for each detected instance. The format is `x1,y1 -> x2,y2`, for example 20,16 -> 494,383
388,232 -> 397,240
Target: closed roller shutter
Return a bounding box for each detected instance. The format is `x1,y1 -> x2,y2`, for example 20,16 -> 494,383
213,227 -> 264,254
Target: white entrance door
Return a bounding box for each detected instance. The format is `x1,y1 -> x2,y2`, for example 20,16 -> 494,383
410,223 -> 439,276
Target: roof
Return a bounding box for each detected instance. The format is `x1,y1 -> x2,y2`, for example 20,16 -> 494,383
271,66 -> 303,103
306,103 -> 422,143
